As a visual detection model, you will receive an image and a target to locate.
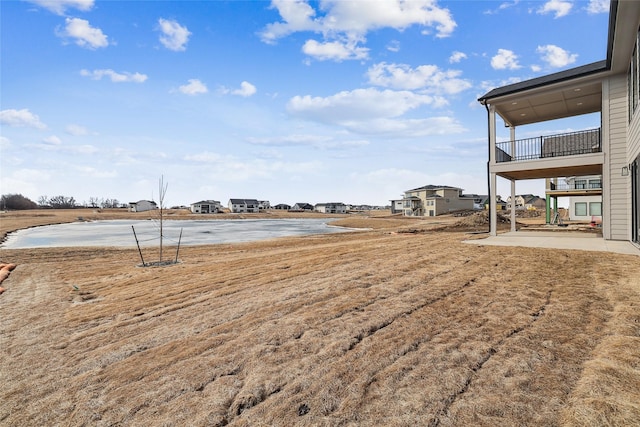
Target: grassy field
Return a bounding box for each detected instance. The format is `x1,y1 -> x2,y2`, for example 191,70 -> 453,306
1,209 -> 639,426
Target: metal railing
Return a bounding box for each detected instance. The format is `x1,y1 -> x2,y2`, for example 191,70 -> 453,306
496,128 -> 601,163
549,180 -> 602,191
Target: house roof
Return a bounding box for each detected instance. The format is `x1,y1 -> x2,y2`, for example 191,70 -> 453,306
477,61 -> 607,104
192,200 -> 220,205
229,198 -> 259,204
406,184 -> 462,192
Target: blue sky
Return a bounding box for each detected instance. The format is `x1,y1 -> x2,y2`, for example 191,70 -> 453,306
1,0 -> 611,207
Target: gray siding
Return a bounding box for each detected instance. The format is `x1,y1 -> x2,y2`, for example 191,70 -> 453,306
608,74 -> 629,240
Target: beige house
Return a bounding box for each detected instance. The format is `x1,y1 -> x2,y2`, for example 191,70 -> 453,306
402,185 -> 474,217
506,194 -> 546,211
478,0 -> 640,248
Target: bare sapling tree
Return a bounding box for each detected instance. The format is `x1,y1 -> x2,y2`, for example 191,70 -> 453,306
158,175 -> 168,263
131,175 -> 183,267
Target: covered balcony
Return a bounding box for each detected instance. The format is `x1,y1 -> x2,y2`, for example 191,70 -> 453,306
496,128 -> 601,163
546,176 -> 603,197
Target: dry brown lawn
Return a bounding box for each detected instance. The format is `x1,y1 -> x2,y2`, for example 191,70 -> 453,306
1,209 -> 639,426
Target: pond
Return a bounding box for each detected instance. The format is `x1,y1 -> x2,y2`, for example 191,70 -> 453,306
1,218 -> 355,249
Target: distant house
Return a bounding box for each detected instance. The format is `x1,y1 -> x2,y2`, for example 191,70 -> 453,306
315,202 -> 347,214
464,194 -> 489,210
506,194 -> 546,211
401,185 -> 475,217
390,199 -> 404,214
228,198 -> 259,213
291,203 -> 314,211
190,200 -> 222,214
258,200 -> 271,210
128,200 -> 157,212
273,203 -> 291,210
482,196 -> 507,210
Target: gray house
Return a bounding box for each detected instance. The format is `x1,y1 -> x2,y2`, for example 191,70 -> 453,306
478,0 -> 640,247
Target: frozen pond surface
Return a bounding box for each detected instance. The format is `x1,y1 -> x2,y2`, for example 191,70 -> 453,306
1,219 -> 354,249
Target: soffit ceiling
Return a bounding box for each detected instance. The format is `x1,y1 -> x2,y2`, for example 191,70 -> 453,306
491,80 -> 602,127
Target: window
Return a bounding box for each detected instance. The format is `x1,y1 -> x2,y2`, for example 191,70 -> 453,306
629,29 -> 640,121
575,179 -> 587,189
575,202 -> 587,216
634,44 -> 638,114
589,202 -> 602,216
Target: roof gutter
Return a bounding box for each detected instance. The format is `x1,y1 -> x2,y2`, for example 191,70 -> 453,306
606,0 -> 619,69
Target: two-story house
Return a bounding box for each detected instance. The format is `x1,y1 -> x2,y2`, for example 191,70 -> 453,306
478,0 -> 640,247
190,200 -> 222,214
401,185 -> 475,217
314,202 -> 347,214
228,199 -> 260,213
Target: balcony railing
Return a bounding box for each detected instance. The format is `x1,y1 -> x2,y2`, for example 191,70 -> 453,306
549,180 -> 602,191
496,128 -> 601,163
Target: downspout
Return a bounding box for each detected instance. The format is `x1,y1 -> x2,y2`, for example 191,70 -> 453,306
484,101 -> 492,233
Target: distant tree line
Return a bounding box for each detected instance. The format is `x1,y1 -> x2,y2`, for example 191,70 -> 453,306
1,194 -> 38,210
1,194 -> 125,210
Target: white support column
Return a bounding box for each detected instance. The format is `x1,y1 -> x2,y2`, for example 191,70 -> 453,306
491,173 -> 498,236
510,126 -> 517,232
489,105 -> 497,236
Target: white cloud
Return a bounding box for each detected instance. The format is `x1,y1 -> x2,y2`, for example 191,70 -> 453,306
484,1 -> 520,15
233,81 -> 257,97
260,0 -> 456,60
537,44 -> 577,68
302,38 -> 369,61
219,81 -> 257,97
75,166 -> 117,178
449,51 -> 467,63
259,0 -> 323,43
491,49 -> 521,70
344,116 -> 465,137
367,62 -> 472,94
246,134 -> 369,149
537,0 -> 572,18
0,136 -> 10,150
285,88 -> 464,137
184,151 -> 323,182
57,17 -> 108,49
0,108 -> 47,129
287,88 -> 443,123
586,0 -> 609,14
386,40 -> 400,52
80,69 -> 148,83
65,124 -> 89,136
26,0 -> 94,15
43,135 -> 62,145
178,79 -> 208,95
157,18 -> 191,51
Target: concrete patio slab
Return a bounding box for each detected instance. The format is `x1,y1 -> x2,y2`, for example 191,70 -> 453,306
464,231 -> 640,256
